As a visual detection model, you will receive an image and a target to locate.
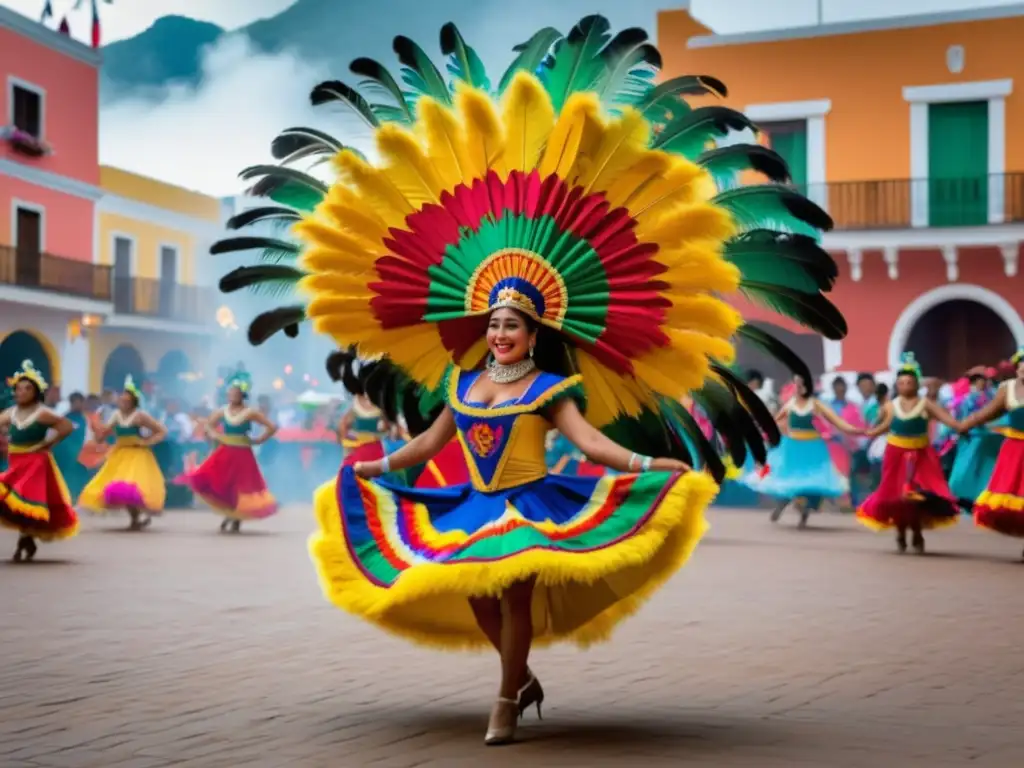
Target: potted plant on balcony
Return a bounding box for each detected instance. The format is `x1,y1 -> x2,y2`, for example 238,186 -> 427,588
1,125 -> 52,158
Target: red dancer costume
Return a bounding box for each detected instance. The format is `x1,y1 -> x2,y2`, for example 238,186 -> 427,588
856,353 -> 961,553
177,372 -> 278,532
0,360 -> 77,562
960,348 -> 1024,558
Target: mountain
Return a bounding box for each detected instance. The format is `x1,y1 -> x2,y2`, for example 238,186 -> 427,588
101,16 -> 225,101
100,0 -> 662,102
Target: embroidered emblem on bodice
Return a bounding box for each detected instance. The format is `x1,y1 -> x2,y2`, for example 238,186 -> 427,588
465,421 -> 504,458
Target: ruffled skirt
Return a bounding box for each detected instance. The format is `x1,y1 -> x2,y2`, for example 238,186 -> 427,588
176,444 -> 277,520
948,430 -> 1004,503
309,467 -> 715,650
973,437 -> 1024,537
741,436 -> 848,500
79,445 -> 166,513
0,451 -> 78,541
856,443 -> 958,531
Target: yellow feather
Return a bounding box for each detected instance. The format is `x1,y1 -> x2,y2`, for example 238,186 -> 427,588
456,336 -> 490,370
300,274 -> 376,299
576,351 -> 649,426
636,203 -> 736,247
501,72 -> 554,173
576,107 -> 650,195
455,84 -> 506,178
375,123 -> 442,207
418,97 -> 471,193
660,256 -> 740,294
631,330 -> 735,398
626,159 -> 706,224
602,153 -> 672,210
334,151 -> 413,228
294,223 -> 381,273
664,296 -> 743,338
538,93 -> 598,181
322,186 -> 388,247
300,246 -> 376,276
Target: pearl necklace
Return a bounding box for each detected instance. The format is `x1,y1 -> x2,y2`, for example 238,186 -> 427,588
487,357 -> 536,384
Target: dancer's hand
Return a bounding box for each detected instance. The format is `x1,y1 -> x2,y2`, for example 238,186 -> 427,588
650,457 -> 691,473
353,460 -> 384,479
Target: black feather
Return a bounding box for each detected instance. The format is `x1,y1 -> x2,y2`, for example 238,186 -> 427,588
349,57 -> 415,121
739,283 -> 847,339
239,164 -> 328,197
226,206 -> 301,231
219,265 -> 305,294
271,125 -> 345,160
653,105 -> 757,158
726,229 -> 839,289
737,324 -> 813,386
698,144 -> 791,184
210,236 -> 299,257
310,81 -> 379,128
248,306 -> 306,346
711,363 -> 781,449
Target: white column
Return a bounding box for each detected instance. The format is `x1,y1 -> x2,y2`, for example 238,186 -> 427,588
988,96 -> 1007,224
60,321 -> 90,395
806,114 -> 827,210
909,102 -> 929,228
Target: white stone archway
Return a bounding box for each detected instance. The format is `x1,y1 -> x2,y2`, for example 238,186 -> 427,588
887,283 -> 1024,370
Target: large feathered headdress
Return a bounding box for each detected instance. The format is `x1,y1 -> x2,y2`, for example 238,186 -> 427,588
212,16 -> 847,481
6,359 -> 47,393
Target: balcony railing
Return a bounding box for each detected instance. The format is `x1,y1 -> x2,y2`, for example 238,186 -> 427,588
0,245 -> 112,300
112,277 -> 213,325
808,173 -> 1024,231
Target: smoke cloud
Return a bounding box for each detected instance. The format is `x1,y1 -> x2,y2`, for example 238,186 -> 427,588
98,34 -> 373,197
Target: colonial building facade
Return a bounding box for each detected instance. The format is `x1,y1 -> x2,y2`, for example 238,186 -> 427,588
659,3 -> 1024,383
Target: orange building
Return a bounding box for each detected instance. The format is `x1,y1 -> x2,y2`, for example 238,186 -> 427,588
659,3 -> 1024,382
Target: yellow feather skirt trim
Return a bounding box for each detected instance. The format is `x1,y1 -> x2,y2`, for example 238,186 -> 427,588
307,471 -> 716,651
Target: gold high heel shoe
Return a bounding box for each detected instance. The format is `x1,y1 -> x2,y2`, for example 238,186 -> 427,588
517,672 -> 544,720
484,697 -> 519,746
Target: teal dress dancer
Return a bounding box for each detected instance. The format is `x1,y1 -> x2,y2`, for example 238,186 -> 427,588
51,409 -> 89,502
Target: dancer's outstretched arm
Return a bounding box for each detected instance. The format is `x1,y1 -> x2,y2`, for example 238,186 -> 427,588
958,386 -> 1008,432
863,402 -> 894,439
549,399 -> 690,473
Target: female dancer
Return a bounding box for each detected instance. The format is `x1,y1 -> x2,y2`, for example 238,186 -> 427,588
856,353 -> 961,553
79,376 -> 167,530
0,361 -> 77,561
958,348 -> 1024,558
177,373 -> 278,532
743,374 -> 860,527
946,368 -> 1005,504
216,15 -> 847,745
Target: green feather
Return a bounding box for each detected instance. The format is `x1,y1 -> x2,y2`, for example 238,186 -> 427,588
635,75 -> 726,118
652,106 -> 756,159
349,57 -> 415,123
596,27 -> 661,106
712,185 -> 831,238
239,165 -> 327,213
498,27 -> 563,94
738,283 -> 846,339
439,23 -> 490,92
698,144 -> 789,190
393,35 -> 452,104
542,15 -> 612,112
725,230 -> 838,292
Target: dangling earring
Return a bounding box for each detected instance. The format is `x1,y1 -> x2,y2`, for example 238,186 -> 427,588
529,345 -> 535,359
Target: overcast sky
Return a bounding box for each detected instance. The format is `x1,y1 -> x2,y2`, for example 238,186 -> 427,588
3,0 -> 1022,42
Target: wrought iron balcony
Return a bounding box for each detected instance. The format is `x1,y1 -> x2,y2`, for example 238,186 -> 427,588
810,173 -> 1024,230
0,245 -> 112,300
112,276 -> 214,325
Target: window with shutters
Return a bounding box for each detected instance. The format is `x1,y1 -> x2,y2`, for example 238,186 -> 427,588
10,81 -> 44,138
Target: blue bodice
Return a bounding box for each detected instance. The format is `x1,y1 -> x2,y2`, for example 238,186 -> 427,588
447,367 -> 585,492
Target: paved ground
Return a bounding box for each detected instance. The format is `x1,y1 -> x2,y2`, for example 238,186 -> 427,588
3,504 -> 1024,767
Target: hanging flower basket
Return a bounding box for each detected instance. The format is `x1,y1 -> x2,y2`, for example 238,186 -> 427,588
1,126 -> 52,158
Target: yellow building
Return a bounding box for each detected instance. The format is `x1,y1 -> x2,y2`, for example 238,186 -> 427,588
91,166 -> 222,395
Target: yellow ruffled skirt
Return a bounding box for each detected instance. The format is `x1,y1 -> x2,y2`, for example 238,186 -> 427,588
79,444 -> 166,513
309,466 -> 716,651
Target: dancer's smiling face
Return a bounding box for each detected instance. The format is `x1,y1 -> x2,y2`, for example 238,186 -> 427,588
119,391 -> 138,412
896,373 -> 919,397
227,386 -> 245,406
14,379 -> 40,406
487,308 -> 536,366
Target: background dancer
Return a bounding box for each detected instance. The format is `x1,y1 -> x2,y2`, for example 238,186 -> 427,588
0,361 -> 77,562
743,374 -> 860,527
79,376 -> 168,530
177,371 -> 278,533
856,353 -> 961,553
945,367 -> 1005,505
958,348 -> 1024,559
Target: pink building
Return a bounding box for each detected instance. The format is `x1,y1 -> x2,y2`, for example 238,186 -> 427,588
0,6 -> 108,394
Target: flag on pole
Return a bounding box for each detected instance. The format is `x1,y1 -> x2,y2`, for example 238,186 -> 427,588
40,0 -> 54,22
58,16 -> 70,35
91,0 -> 101,48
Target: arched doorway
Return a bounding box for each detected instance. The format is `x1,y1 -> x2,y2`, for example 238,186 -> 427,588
905,300 -> 1015,380
0,330 -> 54,388
889,284 -> 1024,378
102,344 -> 145,392
733,322 -> 826,389
154,350 -> 191,398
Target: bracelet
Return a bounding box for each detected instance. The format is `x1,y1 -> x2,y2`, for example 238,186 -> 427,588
641,456 -> 654,472
381,454 -> 391,473
628,452 -> 639,471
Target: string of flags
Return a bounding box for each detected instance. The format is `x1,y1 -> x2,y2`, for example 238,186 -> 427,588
39,0 -> 114,48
